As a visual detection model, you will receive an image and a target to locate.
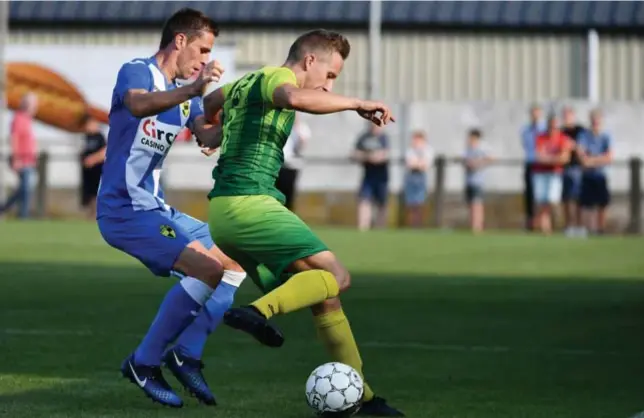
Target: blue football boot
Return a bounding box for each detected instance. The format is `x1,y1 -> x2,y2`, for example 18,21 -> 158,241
120,354 -> 183,408
163,346 -> 217,405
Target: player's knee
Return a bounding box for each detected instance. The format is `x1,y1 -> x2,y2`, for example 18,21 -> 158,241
334,268 -> 351,293
184,256 -> 224,288
223,259 -> 244,273
209,245 -> 244,273
194,260 -> 224,287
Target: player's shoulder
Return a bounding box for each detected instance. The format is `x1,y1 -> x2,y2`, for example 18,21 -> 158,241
119,57 -> 153,73
260,66 -> 296,81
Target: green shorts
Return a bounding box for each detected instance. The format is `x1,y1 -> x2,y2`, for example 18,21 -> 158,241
208,195 -> 329,293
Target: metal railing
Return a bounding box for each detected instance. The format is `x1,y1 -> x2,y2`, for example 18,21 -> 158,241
1,152 -> 642,233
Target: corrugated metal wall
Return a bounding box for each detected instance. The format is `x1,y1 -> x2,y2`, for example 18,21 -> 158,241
381,32 -> 586,101
9,29 -> 644,102
599,34 -> 644,101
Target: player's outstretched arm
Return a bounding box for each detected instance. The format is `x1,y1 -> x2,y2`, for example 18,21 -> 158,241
124,60 -> 224,118
125,85 -> 203,118
273,84 -> 395,126
273,84 -> 360,114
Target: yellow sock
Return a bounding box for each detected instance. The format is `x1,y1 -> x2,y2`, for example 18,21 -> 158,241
251,270 -> 339,319
313,308 -> 375,402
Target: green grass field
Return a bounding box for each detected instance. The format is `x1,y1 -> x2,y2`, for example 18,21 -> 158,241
1,221 -> 643,418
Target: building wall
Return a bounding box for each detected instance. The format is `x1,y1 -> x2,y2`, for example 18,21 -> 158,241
9,28 -> 644,101
599,34 -> 644,101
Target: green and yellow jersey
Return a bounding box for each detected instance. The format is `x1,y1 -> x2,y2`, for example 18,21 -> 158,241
208,66 -> 298,204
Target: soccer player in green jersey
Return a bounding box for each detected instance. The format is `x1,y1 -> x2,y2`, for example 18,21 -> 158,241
201,29 -> 402,416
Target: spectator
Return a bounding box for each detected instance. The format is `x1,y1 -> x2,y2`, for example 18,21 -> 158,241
532,114 -> 573,234
352,124 -> 389,231
403,130 -> 433,228
275,113 -> 311,212
0,92 -> 38,219
79,113 -> 107,219
463,129 -> 493,233
561,106 -> 586,237
521,104 -> 546,231
577,109 -> 613,235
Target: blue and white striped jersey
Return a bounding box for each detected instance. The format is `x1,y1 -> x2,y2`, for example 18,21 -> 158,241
97,57 -> 202,216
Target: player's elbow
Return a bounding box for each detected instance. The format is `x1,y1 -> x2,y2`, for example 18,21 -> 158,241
274,88 -> 302,110
279,92 -> 298,110
124,99 -> 148,118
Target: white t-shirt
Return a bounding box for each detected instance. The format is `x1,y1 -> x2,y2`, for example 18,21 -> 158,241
405,145 -> 434,172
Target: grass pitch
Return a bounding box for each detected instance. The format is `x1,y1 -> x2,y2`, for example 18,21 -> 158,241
0,221 -> 643,417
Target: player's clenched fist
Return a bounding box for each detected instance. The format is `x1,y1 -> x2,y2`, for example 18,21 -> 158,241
192,60 -> 225,96
356,100 -> 395,126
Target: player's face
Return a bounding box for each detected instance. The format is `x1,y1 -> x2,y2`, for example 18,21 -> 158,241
176,31 -> 215,80
303,51 -> 344,92
591,113 -> 602,131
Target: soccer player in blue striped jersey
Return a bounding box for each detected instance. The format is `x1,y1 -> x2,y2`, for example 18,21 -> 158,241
96,9 -> 261,408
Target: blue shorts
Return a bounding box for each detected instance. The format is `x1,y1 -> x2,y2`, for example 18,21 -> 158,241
465,184 -> 483,203
359,177 -> 388,206
562,167 -> 583,202
97,207 -> 214,277
579,174 -> 610,208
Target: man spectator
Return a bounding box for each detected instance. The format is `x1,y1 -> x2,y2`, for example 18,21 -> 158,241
352,124 -> 389,231
521,104 -> 546,231
463,129 -> 493,234
79,113 -> 107,219
577,109 -> 613,235
0,92 -> 38,219
532,114 -> 573,234
275,112 -> 311,211
561,106 -> 586,237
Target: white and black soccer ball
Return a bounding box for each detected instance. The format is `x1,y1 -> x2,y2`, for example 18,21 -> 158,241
305,362 -> 364,416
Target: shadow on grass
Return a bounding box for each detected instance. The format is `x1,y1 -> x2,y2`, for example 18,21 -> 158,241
0,261 -> 643,417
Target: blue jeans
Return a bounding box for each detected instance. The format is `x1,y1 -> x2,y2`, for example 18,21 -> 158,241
1,168 -> 34,218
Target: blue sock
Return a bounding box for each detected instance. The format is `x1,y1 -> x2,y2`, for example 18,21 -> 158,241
134,278 -> 213,366
175,270 -> 245,359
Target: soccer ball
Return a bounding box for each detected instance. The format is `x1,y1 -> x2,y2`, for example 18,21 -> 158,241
305,362 -> 364,416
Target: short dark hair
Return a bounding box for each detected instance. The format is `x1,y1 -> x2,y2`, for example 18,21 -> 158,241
286,29 -> 351,62
159,8 -> 219,49
469,128 -> 482,138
